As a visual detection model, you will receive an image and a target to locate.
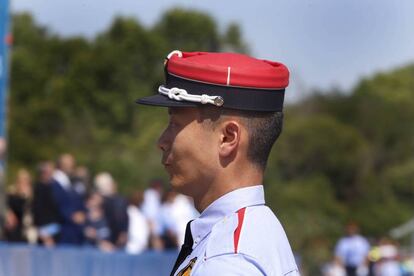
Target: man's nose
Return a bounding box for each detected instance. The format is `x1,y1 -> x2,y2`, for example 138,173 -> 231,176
157,128 -> 169,152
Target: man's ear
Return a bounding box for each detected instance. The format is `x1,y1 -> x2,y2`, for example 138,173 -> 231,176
219,121 -> 241,158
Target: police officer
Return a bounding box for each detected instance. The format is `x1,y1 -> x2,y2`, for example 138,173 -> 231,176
137,50 -> 299,276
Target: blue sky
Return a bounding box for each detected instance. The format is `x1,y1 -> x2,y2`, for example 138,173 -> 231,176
11,0 -> 414,102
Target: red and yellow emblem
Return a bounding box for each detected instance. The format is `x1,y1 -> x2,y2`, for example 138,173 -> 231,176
177,257 -> 197,276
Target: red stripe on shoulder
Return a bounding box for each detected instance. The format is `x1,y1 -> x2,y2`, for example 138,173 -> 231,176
233,207 -> 246,253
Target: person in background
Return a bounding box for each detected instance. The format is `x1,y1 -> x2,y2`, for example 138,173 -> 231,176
373,237 -> 401,276
52,153 -> 86,245
73,165 -> 90,198
4,168 -> 35,243
157,190 -> 180,249
84,192 -> 113,252
32,161 -> 61,247
170,193 -> 198,247
156,190 -> 198,249
126,190 -> 149,254
323,259 -> 346,276
142,179 -> 164,249
94,172 -> 128,249
335,222 -> 370,276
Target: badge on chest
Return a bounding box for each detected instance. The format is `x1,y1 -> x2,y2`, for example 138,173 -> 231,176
177,257 -> 197,276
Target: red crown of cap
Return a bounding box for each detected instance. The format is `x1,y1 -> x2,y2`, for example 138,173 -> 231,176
166,51 -> 289,89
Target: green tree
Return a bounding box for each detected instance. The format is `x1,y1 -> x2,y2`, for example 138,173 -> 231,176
352,65 -> 414,169
153,8 -> 220,52
268,114 -> 370,202
266,176 -> 345,274
7,10 -> 249,191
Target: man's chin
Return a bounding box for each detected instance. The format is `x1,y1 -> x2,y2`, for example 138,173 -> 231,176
169,179 -> 191,196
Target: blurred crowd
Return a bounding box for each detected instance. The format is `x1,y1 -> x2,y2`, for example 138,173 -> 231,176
323,222 -> 414,276
6,153 -> 414,274
1,153 -> 198,254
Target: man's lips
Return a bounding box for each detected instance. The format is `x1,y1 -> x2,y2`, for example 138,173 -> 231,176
162,162 -> 173,176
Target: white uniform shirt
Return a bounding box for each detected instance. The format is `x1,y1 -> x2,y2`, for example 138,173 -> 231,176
173,185 -> 299,276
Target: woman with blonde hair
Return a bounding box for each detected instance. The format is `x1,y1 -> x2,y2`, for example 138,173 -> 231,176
4,168 -> 36,243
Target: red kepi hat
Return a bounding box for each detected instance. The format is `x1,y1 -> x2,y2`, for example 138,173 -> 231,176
137,50 -> 289,112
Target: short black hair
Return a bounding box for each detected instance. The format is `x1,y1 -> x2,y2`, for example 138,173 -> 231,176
200,107 -> 283,171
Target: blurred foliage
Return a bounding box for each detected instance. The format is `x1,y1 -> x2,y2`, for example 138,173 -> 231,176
8,9 -> 248,189
6,8 -> 414,273
265,64 -> 414,273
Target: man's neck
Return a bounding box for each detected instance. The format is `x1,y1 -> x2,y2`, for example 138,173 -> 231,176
193,168 -> 263,213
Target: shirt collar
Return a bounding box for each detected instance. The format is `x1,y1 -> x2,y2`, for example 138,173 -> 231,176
191,185 -> 265,247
